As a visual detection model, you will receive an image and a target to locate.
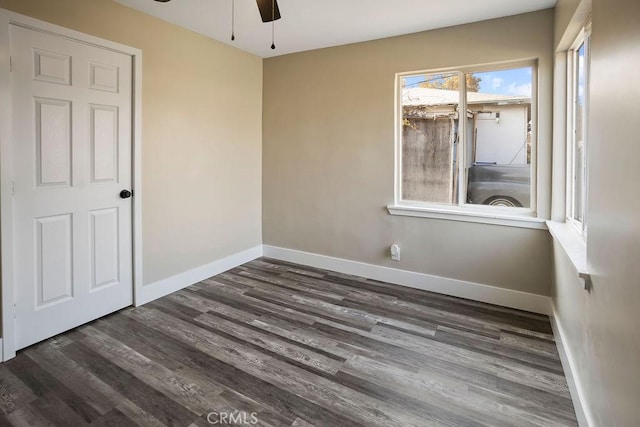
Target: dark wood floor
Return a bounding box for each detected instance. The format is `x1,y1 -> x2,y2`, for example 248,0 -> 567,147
0,258 -> 577,426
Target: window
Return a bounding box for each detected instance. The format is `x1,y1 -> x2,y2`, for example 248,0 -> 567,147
567,25 -> 590,234
396,62 -> 536,217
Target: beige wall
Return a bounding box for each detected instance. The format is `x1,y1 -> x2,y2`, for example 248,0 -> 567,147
0,0 -> 263,285
551,0 -> 640,425
263,10 -> 554,295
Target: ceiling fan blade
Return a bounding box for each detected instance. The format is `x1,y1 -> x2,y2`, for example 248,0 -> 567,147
256,0 -> 281,23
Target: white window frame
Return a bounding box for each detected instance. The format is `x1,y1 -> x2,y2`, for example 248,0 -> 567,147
566,23 -> 591,236
388,60 -> 546,230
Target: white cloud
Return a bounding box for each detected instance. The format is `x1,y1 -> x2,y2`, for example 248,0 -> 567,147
507,82 -> 532,97
492,77 -> 503,90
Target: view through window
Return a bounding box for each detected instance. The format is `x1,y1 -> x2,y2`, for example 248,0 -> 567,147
400,65 -> 534,209
570,33 -> 588,228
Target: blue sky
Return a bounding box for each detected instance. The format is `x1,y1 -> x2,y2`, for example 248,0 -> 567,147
403,67 -> 532,96
476,67 -> 532,96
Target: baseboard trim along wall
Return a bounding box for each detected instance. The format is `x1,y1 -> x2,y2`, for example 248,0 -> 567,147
549,302 -> 593,427
262,245 -> 551,315
136,243 -> 551,314
136,245 -> 263,306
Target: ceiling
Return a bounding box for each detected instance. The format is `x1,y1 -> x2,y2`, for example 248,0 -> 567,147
114,0 -> 557,58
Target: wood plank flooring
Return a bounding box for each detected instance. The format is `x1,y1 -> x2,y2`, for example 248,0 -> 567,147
0,258 -> 578,426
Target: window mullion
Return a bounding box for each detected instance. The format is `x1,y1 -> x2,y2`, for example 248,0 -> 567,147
573,46 -> 580,224
458,71 -> 467,207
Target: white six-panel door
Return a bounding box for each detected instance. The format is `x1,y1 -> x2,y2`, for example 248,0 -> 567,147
11,25 -> 134,350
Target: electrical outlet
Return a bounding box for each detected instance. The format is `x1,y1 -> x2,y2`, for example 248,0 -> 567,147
390,244 -> 400,261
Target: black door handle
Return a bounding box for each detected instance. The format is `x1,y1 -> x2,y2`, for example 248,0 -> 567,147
120,189 -> 132,199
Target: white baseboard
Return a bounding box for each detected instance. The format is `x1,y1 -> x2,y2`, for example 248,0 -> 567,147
262,245 -> 550,315
135,245 -> 263,306
549,302 -> 593,427
135,243 -> 550,314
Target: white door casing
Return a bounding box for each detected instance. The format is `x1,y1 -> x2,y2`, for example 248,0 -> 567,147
0,12 -> 143,357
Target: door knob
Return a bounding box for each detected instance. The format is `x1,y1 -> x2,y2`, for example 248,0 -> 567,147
120,189 -> 132,199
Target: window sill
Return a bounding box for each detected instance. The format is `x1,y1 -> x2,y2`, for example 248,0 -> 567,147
387,204 -> 548,230
546,220 -> 591,290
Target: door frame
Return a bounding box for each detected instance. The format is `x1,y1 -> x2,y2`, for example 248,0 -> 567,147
0,8 -> 143,361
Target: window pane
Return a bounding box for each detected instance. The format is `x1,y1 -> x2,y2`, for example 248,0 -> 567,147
401,72 -> 459,204
465,67 -> 532,208
573,43 -> 586,222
